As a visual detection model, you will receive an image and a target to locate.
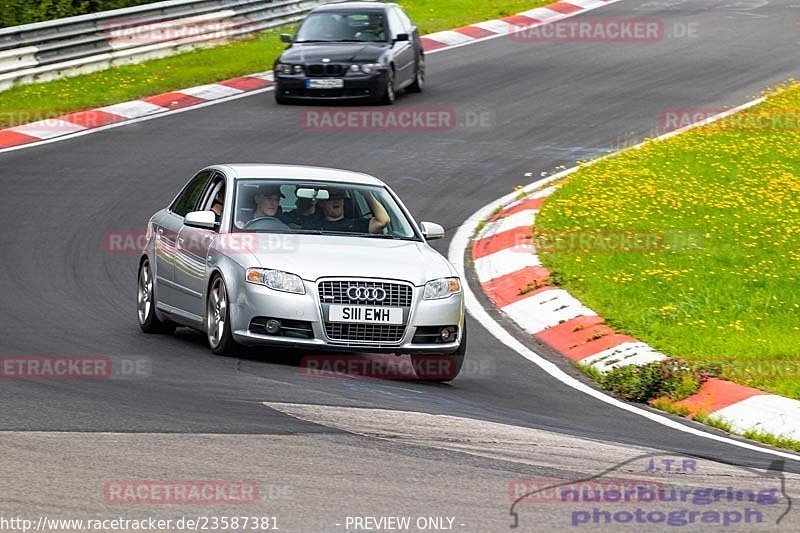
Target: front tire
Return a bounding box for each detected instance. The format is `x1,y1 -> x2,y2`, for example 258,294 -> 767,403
378,70 -> 396,105
206,275 -> 240,356
407,58 -> 425,93
137,258 -> 174,334
411,321 -> 467,382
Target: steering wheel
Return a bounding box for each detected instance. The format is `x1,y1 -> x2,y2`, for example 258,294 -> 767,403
242,216 -> 290,231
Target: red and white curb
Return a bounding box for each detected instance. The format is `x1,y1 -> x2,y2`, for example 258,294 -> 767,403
0,0 -> 621,153
467,109 -> 800,444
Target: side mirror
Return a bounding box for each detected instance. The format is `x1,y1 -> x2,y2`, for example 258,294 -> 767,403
420,221 -> 444,240
394,33 -> 410,42
184,210 -> 218,230
280,33 -> 293,43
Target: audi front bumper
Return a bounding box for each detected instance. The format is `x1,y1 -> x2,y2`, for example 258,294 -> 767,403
230,278 -> 464,354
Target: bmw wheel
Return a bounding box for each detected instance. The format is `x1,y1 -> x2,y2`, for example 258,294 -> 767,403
407,58 -> 425,93
206,275 -> 240,356
379,70 -> 396,105
137,258 -> 174,334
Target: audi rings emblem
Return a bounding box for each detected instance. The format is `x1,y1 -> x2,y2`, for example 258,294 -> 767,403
347,286 -> 387,302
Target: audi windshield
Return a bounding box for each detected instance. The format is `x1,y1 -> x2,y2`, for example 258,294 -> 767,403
232,179 -> 419,240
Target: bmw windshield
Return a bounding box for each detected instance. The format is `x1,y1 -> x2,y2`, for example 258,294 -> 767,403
294,12 -> 388,43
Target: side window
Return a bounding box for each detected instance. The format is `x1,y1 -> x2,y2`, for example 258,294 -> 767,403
170,170 -> 213,217
386,8 -> 404,38
395,8 -> 413,32
198,175 -> 226,212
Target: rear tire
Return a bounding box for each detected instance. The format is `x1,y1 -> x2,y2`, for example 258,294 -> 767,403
206,275 -> 240,356
411,321 -> 467,382
137,258 -> 175,334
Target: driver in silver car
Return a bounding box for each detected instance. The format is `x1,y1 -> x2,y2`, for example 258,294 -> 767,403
252,185 -> 283,219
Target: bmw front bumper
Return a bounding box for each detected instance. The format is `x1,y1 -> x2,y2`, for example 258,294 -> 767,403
274,72 -> 388,101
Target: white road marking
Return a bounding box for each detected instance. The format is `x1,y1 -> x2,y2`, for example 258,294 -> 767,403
579,341 -> 667,372
477,209 -> 537,239
99,100 -> 167,118
502,288 -> 596,333
474,247 -> 541,283
179,83 -> 243,100
9,119 -> 85,139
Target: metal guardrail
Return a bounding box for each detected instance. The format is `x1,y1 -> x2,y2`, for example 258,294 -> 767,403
0,0 -> 330,91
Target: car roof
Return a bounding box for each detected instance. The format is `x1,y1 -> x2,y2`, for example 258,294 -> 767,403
313,1 -> 396,13
212,164 -> 386,186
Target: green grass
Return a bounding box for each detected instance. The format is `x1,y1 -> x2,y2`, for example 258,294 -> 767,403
0,0 -> 551,128
536,81 -> 800,399
0,29 -> 290,127
741,429 -> 800,453
692,412 -> 733,434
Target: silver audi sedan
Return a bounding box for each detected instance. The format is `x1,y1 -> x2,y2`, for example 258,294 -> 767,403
137,164 -> 466,380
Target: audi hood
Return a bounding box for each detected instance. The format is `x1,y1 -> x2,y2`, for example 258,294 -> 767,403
220,234 -> 456,286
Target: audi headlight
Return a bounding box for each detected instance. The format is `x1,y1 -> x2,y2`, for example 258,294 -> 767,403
360,63 -> 383,74
423,277 -> 461,300
246,268 -> 305,294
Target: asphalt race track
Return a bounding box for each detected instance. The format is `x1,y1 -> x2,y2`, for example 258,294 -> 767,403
2,0 -> 800,530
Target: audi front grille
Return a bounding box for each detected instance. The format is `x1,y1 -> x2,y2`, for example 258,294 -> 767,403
318,280 -> 412,307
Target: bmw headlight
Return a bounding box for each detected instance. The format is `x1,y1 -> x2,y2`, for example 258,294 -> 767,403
360,63 -> 383,74
423,277 -> 461,300
246,268 -> 305,294
292,65 -> 303,74
276,63 -> 292,75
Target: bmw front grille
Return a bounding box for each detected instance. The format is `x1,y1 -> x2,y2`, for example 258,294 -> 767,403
306,64 -> 346,77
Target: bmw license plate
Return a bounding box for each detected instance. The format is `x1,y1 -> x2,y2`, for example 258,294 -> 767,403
328,305 -> 403,324
306,78 -> 344,89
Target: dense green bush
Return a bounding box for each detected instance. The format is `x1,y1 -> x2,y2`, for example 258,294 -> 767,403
592,359 -> 704,403
0,1 -> 164,28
